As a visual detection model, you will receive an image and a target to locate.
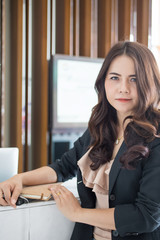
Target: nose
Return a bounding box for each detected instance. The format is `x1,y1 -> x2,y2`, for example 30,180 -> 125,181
119,80 -> 129,94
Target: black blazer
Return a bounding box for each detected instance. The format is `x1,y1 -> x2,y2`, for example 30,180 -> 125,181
50,129 -> 160,240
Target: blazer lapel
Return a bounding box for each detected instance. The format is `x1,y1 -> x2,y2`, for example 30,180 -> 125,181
109,141 -> 127,195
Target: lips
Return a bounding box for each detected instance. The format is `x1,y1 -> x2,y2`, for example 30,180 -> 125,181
116,98 -> 132,102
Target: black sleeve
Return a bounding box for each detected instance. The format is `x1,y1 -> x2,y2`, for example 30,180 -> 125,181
114,141 -> 160,237
49,129 -> 91,182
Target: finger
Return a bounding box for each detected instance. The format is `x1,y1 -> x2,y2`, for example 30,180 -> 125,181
2,187 -> 12,206
1,184 -> 12,205
49,185 -> 61,194
0,189 -> 3,198
50,188 -> 62,203
0,190 -> 9,206
0,198 -> 9,206
49,185 -> 67,201
52,186 -> 74,200
48,184 -> 54,190
50,185 -> 67,193
10,186 -> 21,208
52,186 -> 75,206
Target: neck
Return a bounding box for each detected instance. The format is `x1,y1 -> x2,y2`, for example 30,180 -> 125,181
115,125 -> 124,145
116,119 -> 124,139
117,113 -> 125,128
117,112 -> 132,134
117,128 -> 124,139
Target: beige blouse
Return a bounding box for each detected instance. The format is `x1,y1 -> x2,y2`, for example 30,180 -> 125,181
77,149 -> 114,240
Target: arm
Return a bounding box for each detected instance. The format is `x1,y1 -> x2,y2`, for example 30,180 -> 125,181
78,208 -> 116,230
20,166 -> 57,185
50,185 -> 116,230
50,140 -> 160,235
0,166 -> 57,208
0,129 -> 90,208
114,141 -> 160,237
49,129 -> 91,182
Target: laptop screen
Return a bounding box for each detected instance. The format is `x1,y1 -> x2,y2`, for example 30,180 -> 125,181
0,148 -> 19,183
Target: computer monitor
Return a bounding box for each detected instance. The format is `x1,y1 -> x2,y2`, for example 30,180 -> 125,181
51,54 -> 104,133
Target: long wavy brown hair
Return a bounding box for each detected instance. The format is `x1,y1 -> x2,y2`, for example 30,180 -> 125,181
88,41 -> 160,170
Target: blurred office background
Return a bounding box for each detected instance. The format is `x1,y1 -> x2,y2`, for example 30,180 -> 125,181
0,0 -> 159,173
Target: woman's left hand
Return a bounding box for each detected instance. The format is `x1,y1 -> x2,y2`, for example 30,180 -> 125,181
49,185 -> 82,222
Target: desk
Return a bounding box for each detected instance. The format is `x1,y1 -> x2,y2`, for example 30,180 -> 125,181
0,178 -> 78,240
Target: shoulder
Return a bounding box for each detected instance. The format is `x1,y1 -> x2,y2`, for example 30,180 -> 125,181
76,128 -> 91,146
148,123 -> 160,150
149,137 -> 160,149
143,136 -> 160,168
72,128 -> 92,156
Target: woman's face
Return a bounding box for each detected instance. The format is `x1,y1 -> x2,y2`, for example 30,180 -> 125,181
105,55 -> 138,119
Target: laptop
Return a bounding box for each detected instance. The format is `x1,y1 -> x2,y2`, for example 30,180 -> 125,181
0,147 -> 19,183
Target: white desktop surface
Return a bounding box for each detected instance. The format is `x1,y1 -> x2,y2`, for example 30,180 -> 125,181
0,178 -> 78,240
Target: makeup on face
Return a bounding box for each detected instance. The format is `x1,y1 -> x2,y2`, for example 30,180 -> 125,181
104,55 -> 138,120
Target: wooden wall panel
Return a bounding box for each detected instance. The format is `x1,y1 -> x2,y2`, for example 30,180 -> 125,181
31,0 -> 48,169
130,0 -> 137,41
1,0 -> 152,172
91,0 -> 98,58
64,0 -> 71,54
118,0 -> 131,41
98,0 -> 112,58
24,0 -> 29,171
111,0 -> 118,45
56,0 -> 65,53
79,0 -> 91,56
73,0 -> 80,56
9,0 -> 23,173
0,0 -> 2,145
137,0 -> 149,45
70,0 -> 74,55
56,0 -> 70,54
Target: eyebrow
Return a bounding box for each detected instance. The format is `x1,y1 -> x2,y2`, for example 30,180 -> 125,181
109,72 -> 136,77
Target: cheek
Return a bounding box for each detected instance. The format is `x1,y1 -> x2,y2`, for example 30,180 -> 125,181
105,82 -> 114,100
133,87 -> 138,102
105,81 -> 111,95
105,83 -> 109,100
105,88 -> 113,105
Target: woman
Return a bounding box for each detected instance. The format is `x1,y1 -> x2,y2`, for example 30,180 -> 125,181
1,41 -> 160,240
